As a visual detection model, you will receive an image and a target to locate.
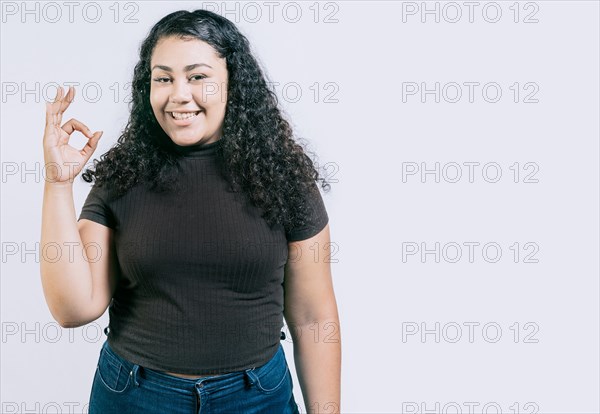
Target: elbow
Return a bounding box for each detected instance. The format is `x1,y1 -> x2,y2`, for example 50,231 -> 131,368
42,288 -> 101,329
56,315 -> 90,329
51,310 -> 82,329
58,320 -> 85,329
49,307 -> 95,329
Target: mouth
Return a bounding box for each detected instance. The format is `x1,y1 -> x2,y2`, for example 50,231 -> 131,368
168,110 -> 202,120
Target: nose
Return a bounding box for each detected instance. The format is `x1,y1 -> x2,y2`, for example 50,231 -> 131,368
169,78 -> 192,104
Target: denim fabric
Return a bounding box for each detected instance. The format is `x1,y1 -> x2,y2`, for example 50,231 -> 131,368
89,338 -> 300,414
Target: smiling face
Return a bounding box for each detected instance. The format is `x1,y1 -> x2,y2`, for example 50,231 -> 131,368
150,36 -> 228,147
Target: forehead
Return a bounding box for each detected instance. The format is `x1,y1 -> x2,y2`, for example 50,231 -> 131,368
151,36 -> 223,66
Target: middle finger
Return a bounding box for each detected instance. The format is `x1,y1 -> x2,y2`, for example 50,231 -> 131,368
55,86 -> 75,126
45,86 -> 62,126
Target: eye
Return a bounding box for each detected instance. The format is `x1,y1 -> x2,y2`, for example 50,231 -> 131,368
152,75 -> 205,83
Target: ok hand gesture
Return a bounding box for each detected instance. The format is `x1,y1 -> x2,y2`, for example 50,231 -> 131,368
43,86 -> 103,185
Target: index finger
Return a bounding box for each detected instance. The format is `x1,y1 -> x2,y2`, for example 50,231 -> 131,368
61,118 -> 93,139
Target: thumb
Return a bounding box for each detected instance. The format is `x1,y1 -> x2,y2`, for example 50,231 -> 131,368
83,131 -> 103,156
92,131 -> 104,147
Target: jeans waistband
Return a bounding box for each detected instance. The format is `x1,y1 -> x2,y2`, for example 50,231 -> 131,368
100,339 -> 266,391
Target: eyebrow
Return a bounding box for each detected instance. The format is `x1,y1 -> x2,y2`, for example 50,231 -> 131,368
151,63 -> 213,72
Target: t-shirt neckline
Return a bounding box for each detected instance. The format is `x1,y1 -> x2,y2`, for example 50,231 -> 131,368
173,138 -> 223,158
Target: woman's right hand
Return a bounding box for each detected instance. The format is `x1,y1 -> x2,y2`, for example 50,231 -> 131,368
43,85 -> 103,185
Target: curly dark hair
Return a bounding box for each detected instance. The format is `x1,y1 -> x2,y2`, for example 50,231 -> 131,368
81,9 -> 331,233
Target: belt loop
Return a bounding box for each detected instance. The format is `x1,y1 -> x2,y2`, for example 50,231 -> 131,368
130,364 -> 141,387
244,367 -> 256,386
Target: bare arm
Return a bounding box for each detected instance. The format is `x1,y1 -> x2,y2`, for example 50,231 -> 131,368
40,182 -> 118,328
284,223 -> 342,414
39,85 -> 114,328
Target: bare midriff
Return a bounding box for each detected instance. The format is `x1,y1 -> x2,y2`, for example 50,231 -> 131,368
162,371 -> 225,379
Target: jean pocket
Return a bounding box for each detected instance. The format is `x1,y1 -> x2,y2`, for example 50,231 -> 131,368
96,344 -> 133,394
249,344 -> 289,395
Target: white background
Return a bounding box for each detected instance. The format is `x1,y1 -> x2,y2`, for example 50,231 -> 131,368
1,1 -> 599,413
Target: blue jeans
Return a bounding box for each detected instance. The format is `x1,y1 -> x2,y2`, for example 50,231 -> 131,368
89,338 -> 300,413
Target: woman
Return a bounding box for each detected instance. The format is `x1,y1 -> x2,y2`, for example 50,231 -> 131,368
40,9 -> 341,414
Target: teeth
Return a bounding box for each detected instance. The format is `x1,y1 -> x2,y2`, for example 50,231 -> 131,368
171,111 -> 200,120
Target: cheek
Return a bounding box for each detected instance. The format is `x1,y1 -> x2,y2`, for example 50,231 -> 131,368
218,83 -> 227,106
149,96 -> 159,116
149,89 -> 168,113
150,106 -> 163,122
205,82 -> 227,106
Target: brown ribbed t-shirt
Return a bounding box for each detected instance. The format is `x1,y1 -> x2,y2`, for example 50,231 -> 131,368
77,138 -> 329,374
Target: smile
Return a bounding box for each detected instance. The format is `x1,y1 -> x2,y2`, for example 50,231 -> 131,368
169,111 -> 202,120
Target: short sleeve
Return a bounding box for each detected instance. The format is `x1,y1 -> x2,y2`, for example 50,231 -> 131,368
78,182 -> 116,229
285,183 -> 329,242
